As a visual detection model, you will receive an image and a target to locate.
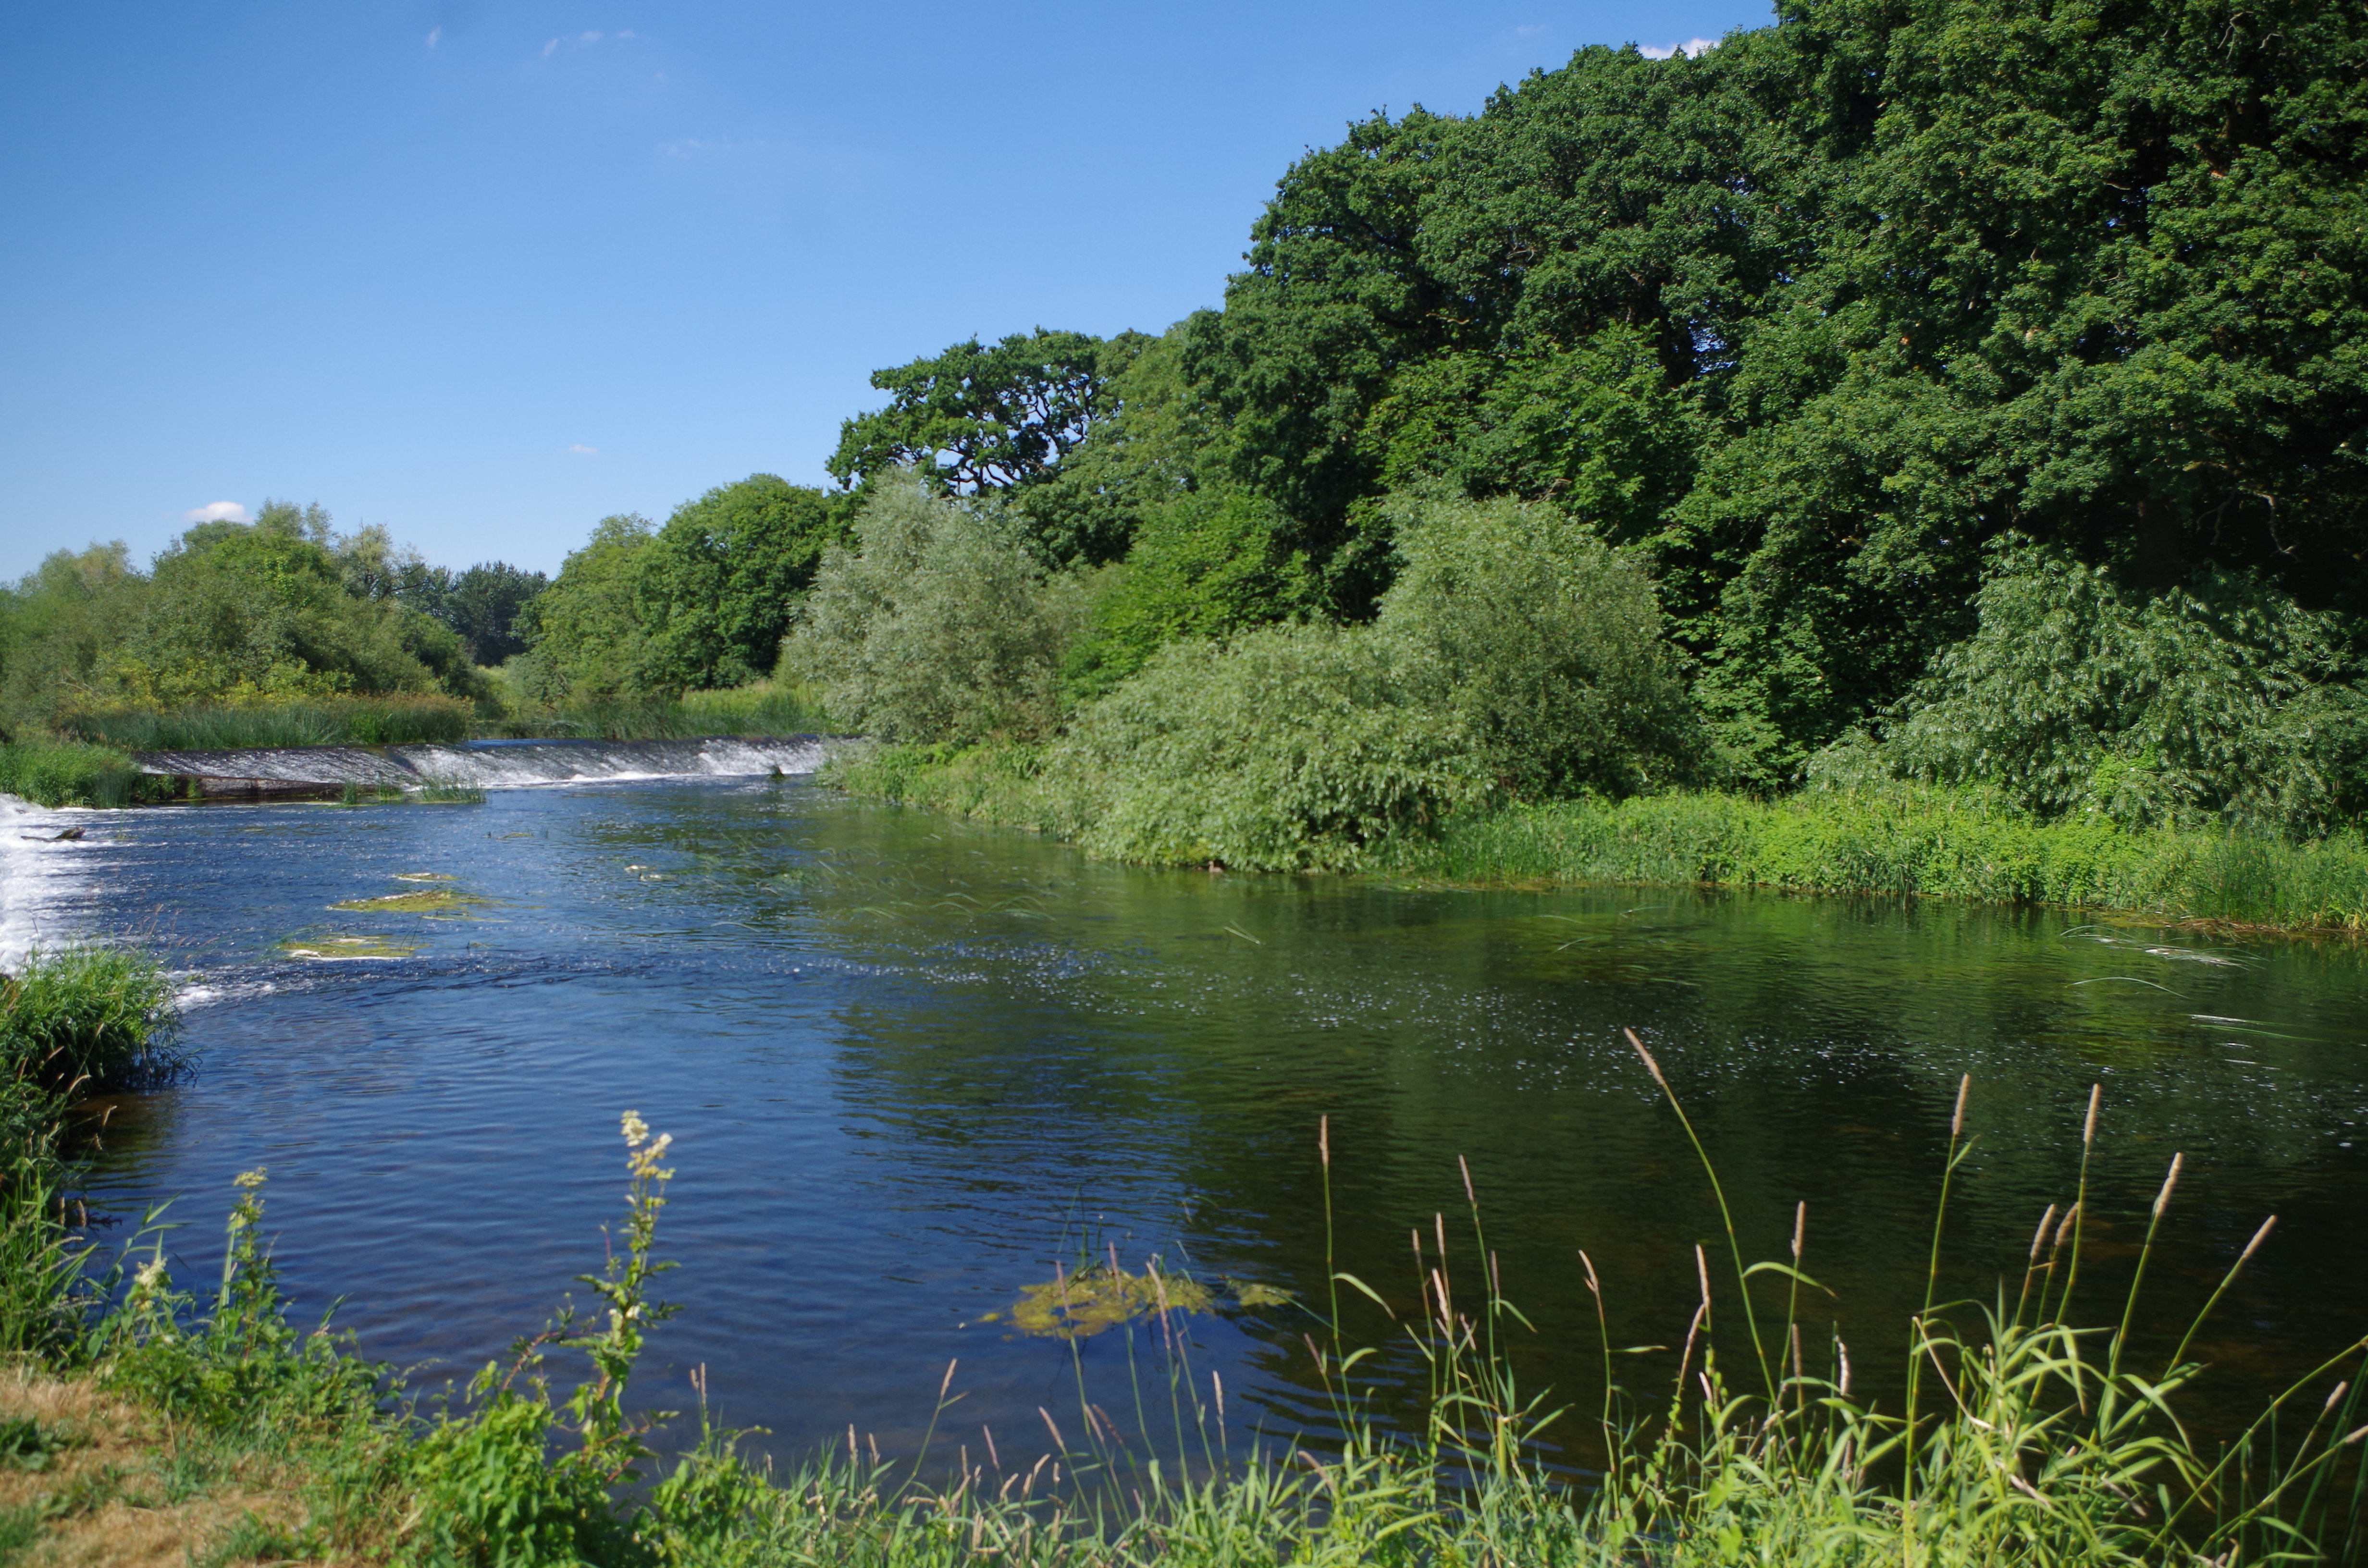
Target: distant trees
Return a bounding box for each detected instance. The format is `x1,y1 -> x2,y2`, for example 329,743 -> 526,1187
827,330 -> 1142,499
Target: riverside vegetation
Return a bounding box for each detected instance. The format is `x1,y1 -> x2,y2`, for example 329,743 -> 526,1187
9,0 -> 2368,928
2,945 -> 2365,1565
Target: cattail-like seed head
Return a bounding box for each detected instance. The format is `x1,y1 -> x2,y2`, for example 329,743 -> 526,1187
1792,1201 -> 1806,1262
1436,1212 -> 1448,1263
2346,1423 -> 2368,1447
2153,1152 -> 2184,1220
938,1358 -> 960,1400
1951,1074 -> 1970,1139
2324,1381 -> 2349,1416
1319,1114 -> 1329,1169
2083,1083 -> 2102,1148
2029,1204 -> 2059,1263
1625,1028 -> 1669,1090
2055,1204 -> 2079,1248
1579,1249 -> 1602,1296
1695,1242 -> 1712,1311
1460,1154 -> 1476,1207
2239,1214 -> 2278,1266
1838,1337 -> 1852,1398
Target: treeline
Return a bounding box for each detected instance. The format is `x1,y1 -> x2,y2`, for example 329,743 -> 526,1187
0,502 -> 543,727
8,0 -> 2366,869
784,0 -> 2368,865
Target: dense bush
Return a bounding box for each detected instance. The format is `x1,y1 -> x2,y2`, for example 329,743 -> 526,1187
1815,541 -> 2368,834
1378,492 -> 1708,799
782,480 -> 1085,744
1054,625 -> 1483,870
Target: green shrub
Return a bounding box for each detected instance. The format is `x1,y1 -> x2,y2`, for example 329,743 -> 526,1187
1056,625 -> 1486,870
1377,491 -> 1709,798
1815,540 -> 2368,834
0,739 -> 167,807
783,479 -> 1085,744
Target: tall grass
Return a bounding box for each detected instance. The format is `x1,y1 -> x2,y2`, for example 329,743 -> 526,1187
64,695 -> 474,750
487,681 -> 830,741
0,738 -> 169,808
34,1041 -> 2367,1566
0,946 -> 179,1356
1381,788 -> 2368,931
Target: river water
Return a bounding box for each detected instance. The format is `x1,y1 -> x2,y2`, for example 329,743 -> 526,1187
8,765 -> 2368,1471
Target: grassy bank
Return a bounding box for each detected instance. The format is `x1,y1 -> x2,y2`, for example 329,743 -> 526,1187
2,943 -> 2361,1563
1385,790 -> 2368,931
826,744 -> 2368,931
0,739 -> 172,809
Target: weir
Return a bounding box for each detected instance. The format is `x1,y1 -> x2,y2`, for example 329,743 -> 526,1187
133,735 -> 831,799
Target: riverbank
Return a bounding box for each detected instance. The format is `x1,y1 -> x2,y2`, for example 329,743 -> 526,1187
825,743 -> 2368,933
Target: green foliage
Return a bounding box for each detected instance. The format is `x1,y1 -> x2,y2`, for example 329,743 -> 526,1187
0,946 -> 182,1101
1181,0 -> 2368,768
514,515 -> 657,703
1815,541 -> 2368,833
443,563 -> 548,668
783,481 -> 1085,745
64,695 -> 473,751
1387,785 -> 2368,930
0,739 -> 167,808
1056,625 -> 1486,871
483,682 -> 827,743
1061,487 -> 1320,698
1378,492 -> 1709,798
828,330 -> 1141,497
634,475 -> 849,691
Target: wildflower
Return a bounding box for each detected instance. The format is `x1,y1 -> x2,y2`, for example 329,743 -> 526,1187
234,1166 -> 268,1190
620,1110 -> 650,1148
132,1258 -> 168,1294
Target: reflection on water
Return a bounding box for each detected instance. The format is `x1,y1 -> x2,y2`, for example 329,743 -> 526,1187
40,778 -> 2368,1469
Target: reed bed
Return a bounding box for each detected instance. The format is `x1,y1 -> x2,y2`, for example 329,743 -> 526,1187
486,682 -> 829,742
1381,790 -> 2368,932
10,1002 -> 2356,1566
64,695 -> 474,751
0,739 -> 169,808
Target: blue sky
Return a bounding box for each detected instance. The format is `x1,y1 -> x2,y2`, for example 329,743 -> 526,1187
0,1 -> 1773,580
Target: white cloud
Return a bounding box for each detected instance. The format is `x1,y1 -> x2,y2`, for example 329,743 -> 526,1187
183,501 -> 249,524
426,24 -> 441,47
567,443 -> 598,456
579,30 -> 603,43
1515,22 -> 1546,36
1639,37 -> 1719,58
542,37 -> 559,57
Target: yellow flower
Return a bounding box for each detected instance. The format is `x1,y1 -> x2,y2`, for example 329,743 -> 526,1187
233,1167 -> 268,1190
620,1110 -> 650,1148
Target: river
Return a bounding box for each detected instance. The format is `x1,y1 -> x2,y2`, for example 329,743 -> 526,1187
8,760 -> 2367,1472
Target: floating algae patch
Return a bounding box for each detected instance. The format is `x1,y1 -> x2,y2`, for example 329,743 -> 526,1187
328,888 -> 487,915
1230,1280 -> 1295,1309
278,934 -> 420,961
1001,1263 -> 1215,1339
392,872 -> 456,883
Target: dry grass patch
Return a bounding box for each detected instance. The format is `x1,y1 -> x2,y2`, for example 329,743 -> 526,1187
0,1365 -> 315,1568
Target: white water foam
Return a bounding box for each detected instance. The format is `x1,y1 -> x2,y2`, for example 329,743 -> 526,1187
132,735 -> 832,791
0,794 -> 96,970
